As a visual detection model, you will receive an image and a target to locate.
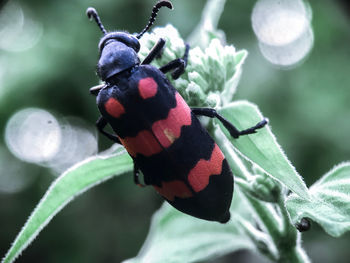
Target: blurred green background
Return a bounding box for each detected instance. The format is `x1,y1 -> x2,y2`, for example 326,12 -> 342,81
0,0 -> 349,262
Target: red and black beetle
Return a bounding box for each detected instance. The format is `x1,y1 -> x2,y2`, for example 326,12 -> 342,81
87,0 -> 267,223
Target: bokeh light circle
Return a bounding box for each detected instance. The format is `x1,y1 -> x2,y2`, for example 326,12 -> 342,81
47,117 -> 98,174
258,26 -> 314,67
252,0 -> 309,46
0,1 -> 43,52
251,0 -> 313,68
5,108 -> 62,164
4,108 -> 98,175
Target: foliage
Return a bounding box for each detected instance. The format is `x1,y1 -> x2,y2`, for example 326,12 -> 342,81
286,163 -> 350,238
2,146 -> 133,263
2,0 -> 350,263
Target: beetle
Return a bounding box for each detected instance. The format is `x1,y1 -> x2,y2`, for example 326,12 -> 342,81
86,0 -> 267,223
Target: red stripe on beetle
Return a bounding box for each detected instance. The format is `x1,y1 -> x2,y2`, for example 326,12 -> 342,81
105,98 -> 125,118
152,93 -> 192,148
138,77 -> 158,99
119,130 -> 162,157
153,180 -> 193,201
187,144 -> 225,192
119,93 -> 191,157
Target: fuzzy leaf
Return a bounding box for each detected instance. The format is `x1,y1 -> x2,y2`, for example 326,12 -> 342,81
138,25 -> 246,107
2,146 -> 133,263
286,162 -> 350,237
217,101 -> 309,199
123,189 -> 254,263
187,0 -> 227,48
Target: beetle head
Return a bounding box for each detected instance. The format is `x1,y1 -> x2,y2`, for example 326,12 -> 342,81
97,32 -> 140,81
87,1 -> 173,81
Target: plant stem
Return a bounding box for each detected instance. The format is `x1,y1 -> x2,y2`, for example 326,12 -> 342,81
278,246 -> 311,263
214,129 -> 252,181
278,192 -> 296,241
243,179 -> 311,263
187,0 -> 227,48
214,129 -> 311,262
245,195 -> 282,241
236,215 -> 278,261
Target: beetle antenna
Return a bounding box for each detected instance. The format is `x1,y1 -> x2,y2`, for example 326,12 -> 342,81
86,7 -> 107,35
136,0 -> 173,39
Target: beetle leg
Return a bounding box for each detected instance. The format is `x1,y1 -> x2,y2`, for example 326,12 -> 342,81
90,83 -> 106,96
182,43 -> 190,66
141,38 -> 166,65
159,43 -> 190,79
96,116 -> 121,143
133,161 -> 146,187
191,107 -> 268,138
160,58 -> 184,78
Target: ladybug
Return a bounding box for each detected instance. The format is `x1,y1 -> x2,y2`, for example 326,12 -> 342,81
87,0 -> 267,223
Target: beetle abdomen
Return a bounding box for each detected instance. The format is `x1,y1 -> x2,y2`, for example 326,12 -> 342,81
97,65 -> 233,222
119,92 -> 191,157
152,139 -> 233,223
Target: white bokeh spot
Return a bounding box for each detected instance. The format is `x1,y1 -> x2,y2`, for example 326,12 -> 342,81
5,108 -> 98,175
5,108 -> 61,163
252,0 -> 313,68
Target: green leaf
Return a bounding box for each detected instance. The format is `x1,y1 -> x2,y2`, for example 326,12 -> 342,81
286,162 -> 350,237
2,146 -> 133,263
234,50 -> 248,66
123,189 -> 254,263
217,101 -> 309,199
